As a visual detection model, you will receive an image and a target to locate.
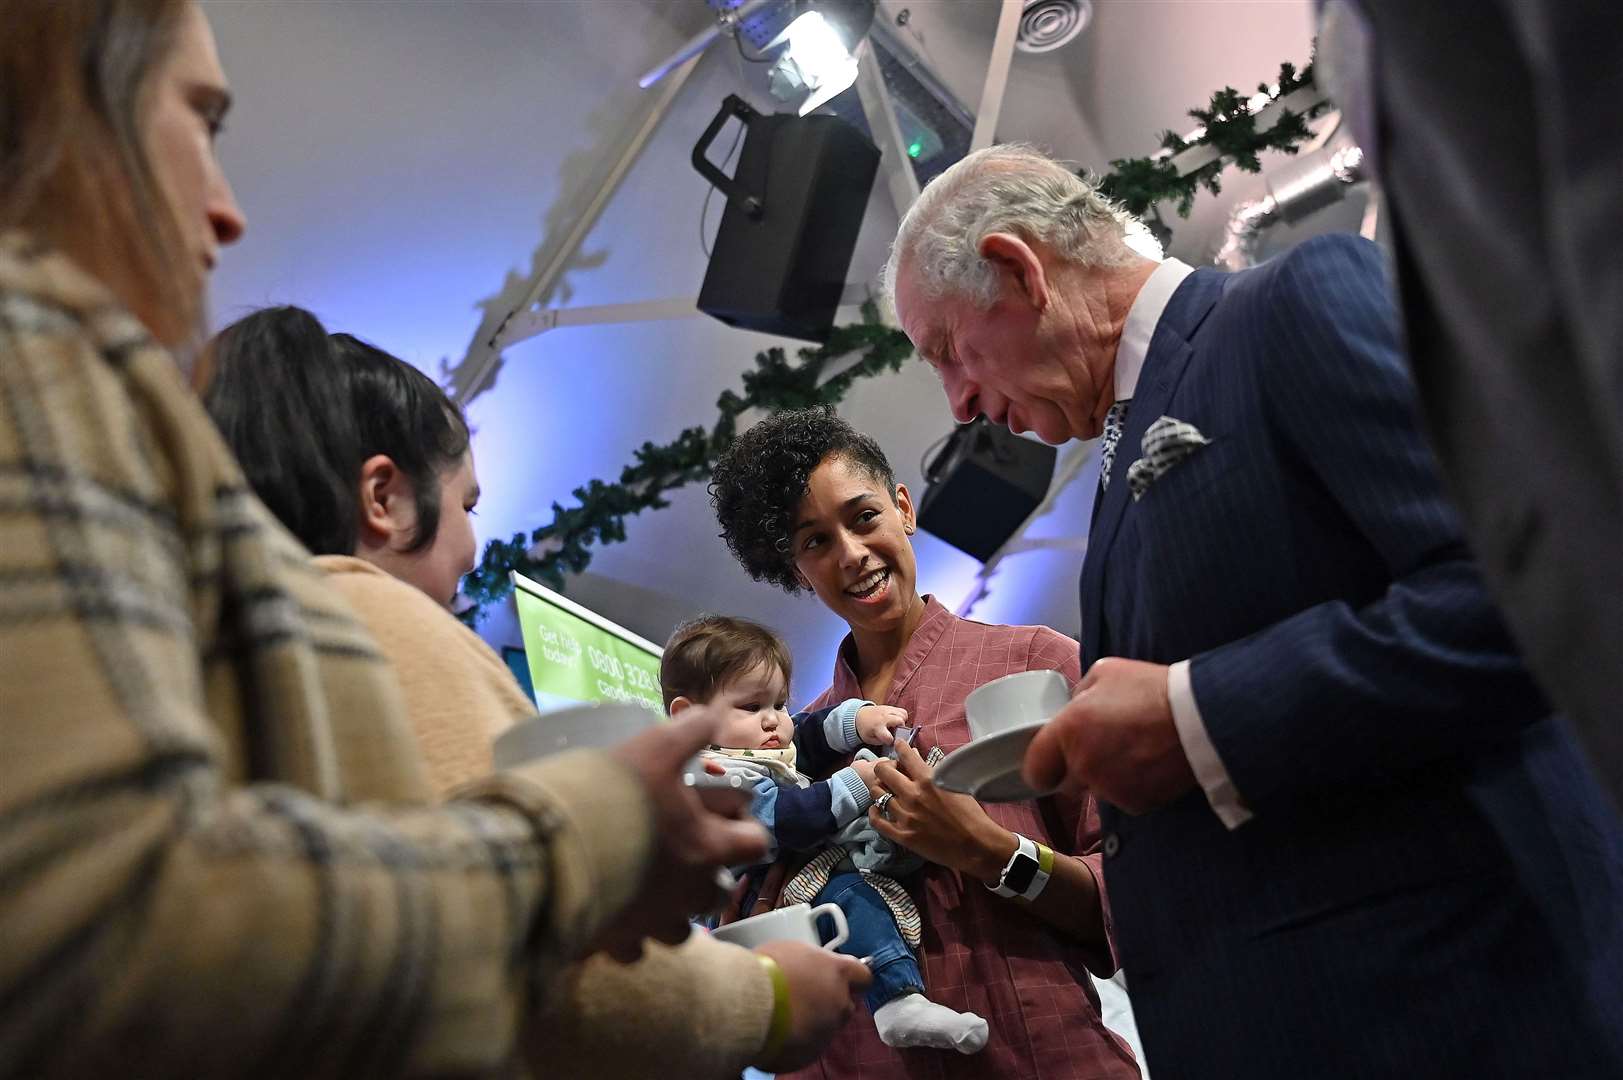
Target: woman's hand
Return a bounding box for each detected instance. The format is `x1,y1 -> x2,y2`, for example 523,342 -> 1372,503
868,738 -> 1016,883
855,704 -> 908,747
750,942 -> 871,1071
597,711 -> 768,960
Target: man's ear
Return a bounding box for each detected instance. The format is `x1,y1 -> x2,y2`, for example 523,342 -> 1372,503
668,695 -> 694,718
978,232 -> 1050,311
356,453 -> 413,547
792,563 -> 813,591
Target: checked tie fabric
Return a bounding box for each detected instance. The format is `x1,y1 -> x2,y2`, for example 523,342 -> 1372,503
1098,399 -> 1131,491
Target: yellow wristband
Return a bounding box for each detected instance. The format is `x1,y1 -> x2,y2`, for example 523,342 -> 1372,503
1036,842 -> 1056,878
757,953 -> 793,1063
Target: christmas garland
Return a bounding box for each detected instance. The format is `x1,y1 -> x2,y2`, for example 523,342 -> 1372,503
1097,60 -> 1326,222
459,57 -> 1325,623
459,301 -> 912,621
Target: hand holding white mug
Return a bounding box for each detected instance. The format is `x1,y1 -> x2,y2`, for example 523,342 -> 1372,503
596,709 -> 768,961
711,902 -> 850,951
751,942 -> 872,1072
1022,656 -> 1196,813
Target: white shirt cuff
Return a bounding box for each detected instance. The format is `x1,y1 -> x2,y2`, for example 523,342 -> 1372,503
1168,660 -> 1253,829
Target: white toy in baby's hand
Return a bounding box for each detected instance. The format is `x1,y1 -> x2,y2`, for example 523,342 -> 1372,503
684,767 -> 747,790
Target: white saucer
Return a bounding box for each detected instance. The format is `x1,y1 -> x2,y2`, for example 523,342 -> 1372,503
933,722 -> 1057,802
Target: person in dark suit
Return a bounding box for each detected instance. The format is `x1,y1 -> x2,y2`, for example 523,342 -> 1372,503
885,144 -> 1623,1078
1314,0 -> 1623,816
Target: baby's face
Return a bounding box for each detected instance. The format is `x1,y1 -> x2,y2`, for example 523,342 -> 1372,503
710,661 -> 793,750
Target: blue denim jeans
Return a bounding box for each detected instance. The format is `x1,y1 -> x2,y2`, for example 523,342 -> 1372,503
814,871 -> 923,1014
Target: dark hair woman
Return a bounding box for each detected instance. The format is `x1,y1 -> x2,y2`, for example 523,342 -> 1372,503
204,306 -> 478,607
0,4 -> 777,1074
711,408 -> 1139,1080
203,305 -> 872,1075
205,306 -> 490,784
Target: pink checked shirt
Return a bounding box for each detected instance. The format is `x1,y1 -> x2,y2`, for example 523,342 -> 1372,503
788,596 -> 1139,1080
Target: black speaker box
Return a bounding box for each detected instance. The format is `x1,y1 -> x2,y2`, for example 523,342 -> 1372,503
917,420 -> 1058,562
693,96 -> 880,343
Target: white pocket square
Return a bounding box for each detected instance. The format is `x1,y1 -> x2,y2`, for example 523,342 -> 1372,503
1127,416 -> 1211,501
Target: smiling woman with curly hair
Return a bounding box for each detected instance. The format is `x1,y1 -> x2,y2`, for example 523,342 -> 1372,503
708,408 -> 1137,1080
710,408 -> 896,594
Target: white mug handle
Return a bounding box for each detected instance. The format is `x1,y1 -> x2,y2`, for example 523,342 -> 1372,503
810,902 -> 849,951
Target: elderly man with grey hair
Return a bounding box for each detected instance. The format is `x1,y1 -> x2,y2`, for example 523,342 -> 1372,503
886,144 -> 1623,1078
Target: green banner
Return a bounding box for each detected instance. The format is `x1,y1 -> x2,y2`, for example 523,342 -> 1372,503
513,576 -> 664,717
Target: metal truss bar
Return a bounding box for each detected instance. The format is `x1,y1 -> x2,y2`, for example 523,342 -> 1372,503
639,0 -> 782,89
970,0 -> 1024,152
853,39 -> 922,218
455,53 -> 702,401
497,283 -> 874,348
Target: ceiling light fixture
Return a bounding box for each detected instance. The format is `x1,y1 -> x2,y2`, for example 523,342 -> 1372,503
767,10 -> 861,115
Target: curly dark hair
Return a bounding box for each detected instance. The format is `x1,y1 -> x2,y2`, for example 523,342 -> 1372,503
709,408 -> 896,593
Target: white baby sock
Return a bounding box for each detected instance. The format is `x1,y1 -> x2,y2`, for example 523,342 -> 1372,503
873,992 -> 989,1054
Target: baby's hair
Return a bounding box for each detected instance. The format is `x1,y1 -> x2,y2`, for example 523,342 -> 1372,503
661,615 -> 793,711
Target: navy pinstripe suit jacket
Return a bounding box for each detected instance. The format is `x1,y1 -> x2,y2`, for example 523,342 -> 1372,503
1081,234 -> 1623,1078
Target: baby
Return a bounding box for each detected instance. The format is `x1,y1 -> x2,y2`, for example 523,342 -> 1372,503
662,615 -> 988,1054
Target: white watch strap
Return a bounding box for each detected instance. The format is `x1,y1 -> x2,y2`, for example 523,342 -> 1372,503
988,833 -> 1051,900
1024,840 -> 1053,901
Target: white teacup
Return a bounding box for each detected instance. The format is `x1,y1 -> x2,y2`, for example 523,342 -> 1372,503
710,902 -> 850,951
493,702 -> 658,768
963,669 -> 1071,741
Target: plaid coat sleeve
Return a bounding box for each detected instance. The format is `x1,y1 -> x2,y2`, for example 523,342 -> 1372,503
532,933 -> 775,1078
0,243 -> 655,1077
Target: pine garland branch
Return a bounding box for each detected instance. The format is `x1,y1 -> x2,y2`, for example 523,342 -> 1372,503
1096,58 -> 1327,221
459,301 -> 911,621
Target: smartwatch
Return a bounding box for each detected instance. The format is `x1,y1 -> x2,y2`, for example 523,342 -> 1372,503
987,833 -> 1053,901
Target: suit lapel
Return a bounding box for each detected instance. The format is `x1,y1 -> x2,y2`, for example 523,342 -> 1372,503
1080,269 -> 1226,666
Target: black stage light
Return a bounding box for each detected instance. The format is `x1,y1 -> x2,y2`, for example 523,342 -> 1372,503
917,419 -> 1058,562
692,94 -> 879,343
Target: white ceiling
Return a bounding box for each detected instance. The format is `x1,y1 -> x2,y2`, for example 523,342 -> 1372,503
202,0 -> 1331,700
870,0 -> 1320,262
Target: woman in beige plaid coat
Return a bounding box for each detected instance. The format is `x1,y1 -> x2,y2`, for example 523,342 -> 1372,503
0,2 -> 862,1074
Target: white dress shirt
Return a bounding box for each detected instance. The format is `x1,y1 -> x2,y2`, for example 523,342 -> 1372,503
1110,257 -> 1254,829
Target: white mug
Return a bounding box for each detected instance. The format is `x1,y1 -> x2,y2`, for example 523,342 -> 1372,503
710,902 -> 850,951
963,669 -> 1071,741
493,702 -> 658,768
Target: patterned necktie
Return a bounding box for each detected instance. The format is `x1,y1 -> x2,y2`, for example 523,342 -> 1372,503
1098,399 -> 1131,491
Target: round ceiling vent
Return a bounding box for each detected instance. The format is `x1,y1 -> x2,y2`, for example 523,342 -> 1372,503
1015,0 -> 1092,53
